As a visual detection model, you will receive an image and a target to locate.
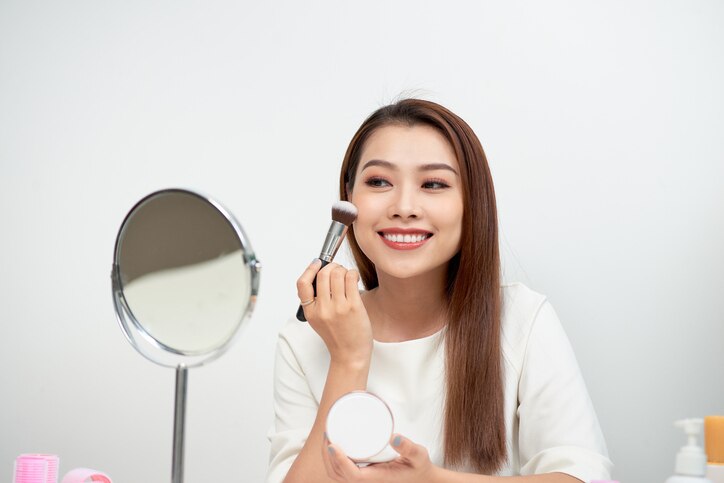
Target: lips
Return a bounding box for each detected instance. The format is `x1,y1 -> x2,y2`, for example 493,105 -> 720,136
377,229 -> 432,250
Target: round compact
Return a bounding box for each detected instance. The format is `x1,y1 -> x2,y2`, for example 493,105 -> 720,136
326,391 -> 395,463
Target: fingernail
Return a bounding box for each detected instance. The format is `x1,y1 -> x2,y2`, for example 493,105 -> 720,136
328,446 -> 335,455
392,435 -> 402,447
311,258 -> 320,264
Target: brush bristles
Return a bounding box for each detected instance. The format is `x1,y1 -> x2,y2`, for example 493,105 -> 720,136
332,201 -> 358,226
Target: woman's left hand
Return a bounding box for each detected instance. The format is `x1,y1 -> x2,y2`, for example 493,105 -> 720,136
323,433 -> 440,482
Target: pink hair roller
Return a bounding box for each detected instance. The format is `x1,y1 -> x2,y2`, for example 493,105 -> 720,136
60,469 -> 112,483
14,454 -> 58,483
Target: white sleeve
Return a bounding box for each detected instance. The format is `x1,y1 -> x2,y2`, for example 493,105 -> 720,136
517,301 -> 614,482
265,333 -> 319,483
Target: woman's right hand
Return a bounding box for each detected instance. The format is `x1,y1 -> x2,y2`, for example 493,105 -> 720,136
297,259 -> 373,367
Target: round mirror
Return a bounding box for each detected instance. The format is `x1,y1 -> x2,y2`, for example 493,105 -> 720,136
111,188 -> 260,368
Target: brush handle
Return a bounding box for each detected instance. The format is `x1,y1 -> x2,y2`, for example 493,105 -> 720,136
296,258 -> 330,321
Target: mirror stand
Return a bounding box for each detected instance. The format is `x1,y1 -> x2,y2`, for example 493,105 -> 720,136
112,188 -> 260,483
172,364 -> 188,483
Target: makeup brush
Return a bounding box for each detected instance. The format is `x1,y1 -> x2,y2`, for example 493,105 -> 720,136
297,200 -> 358,321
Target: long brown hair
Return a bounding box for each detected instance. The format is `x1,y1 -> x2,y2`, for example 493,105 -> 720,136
339,99 -> 505,473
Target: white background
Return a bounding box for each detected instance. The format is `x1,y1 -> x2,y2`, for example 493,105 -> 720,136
1,1 -> 722,482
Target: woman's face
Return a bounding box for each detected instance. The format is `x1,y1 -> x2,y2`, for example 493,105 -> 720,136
349,124 -> 464,282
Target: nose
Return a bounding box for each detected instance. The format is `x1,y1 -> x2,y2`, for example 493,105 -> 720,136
388,184 -> 421,219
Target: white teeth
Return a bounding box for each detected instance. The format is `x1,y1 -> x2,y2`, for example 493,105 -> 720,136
383,233 -> 428,243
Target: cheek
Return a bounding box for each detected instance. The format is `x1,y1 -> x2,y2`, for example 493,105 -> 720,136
349,197 -> 375,241
350,211 -> 378,261
352,215 -> 373,238
431,197 -> 463,222
349,194 -> 383,225
433,198 -> 464,244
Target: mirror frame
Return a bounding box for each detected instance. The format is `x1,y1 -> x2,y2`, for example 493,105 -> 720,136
111,188 -> 261,368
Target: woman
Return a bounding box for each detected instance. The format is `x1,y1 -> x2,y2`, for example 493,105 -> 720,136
267,99 -> 612,482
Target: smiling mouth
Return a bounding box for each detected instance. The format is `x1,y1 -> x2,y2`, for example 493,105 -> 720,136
380,232 -> 431,243
377,231 -> 432,250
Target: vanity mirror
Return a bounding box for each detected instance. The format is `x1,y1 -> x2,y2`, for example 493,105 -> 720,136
111,188 -> 260,483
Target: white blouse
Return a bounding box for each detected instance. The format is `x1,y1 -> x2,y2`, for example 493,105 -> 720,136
266,282 -> 613,483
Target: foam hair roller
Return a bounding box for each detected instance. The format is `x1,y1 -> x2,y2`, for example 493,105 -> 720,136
61,468 -> 112,483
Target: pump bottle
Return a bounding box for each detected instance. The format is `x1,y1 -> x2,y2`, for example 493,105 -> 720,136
666,418 -> 713,483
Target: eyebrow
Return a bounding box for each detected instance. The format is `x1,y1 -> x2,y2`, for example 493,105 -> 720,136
360,159 -> 459,175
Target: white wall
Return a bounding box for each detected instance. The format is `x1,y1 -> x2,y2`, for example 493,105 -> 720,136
1,1 -> 722,482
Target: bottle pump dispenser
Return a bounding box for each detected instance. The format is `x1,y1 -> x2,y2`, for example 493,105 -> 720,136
666,418 -> 712,483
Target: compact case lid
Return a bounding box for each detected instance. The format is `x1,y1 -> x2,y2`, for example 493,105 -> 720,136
326,391 -> 394,462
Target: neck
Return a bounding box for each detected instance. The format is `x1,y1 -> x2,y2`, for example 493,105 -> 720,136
365,265 -> 449,342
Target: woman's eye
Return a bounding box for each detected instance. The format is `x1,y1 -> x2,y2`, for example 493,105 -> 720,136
365,177 -> 391,188
422,179 -> 450,189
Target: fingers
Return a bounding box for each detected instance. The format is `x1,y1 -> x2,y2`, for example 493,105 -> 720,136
296,259 -> 322,303
326,443 -> 361,480
322,434 -> 342,480
315,264 -> 332,310
300,262 -> 354,306
322,432 -> 359,481
329,265 -> 347,304
390,434 -> 428,463
345,269 -> 361,304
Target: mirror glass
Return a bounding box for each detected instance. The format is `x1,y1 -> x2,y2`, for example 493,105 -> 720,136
112,188 -> 260,366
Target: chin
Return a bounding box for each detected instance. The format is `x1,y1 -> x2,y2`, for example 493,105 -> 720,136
374,259 -> 448,282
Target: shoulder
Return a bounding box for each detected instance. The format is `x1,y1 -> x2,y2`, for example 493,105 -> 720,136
277,316 -> 317,344
499,282 -> 550,376
275,317 -> 329,369
277,317 -> 325,349
500,282 -> 549,335
501,281 -> 547,312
